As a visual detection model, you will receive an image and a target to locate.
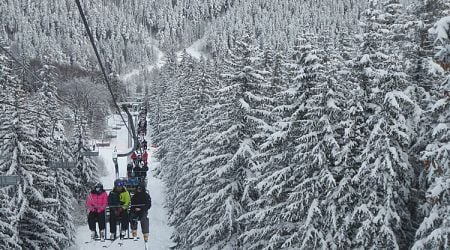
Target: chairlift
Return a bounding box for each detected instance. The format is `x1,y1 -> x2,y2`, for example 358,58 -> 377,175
96,135 -> 110,147
48,160 -> 76,169
0,175 -> 18,186
97,140 -> 110,147
112,123 -> 121,130
105,130 -> 117,138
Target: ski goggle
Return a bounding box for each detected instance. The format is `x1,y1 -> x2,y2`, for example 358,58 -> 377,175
116,182 -> 124,187
95,187 -> 101,191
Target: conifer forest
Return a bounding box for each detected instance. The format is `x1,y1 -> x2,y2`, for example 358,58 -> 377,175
0,0 -> 449,249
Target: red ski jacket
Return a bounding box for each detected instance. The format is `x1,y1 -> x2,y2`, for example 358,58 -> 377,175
142,151 -> 148,163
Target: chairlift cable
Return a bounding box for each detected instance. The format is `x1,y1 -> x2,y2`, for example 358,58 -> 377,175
74,0 -> 134,140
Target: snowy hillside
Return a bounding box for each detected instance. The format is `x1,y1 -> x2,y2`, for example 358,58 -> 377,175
1,0 -> 449,249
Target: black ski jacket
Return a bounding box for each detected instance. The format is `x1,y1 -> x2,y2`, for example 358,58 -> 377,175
131,191 -> 151,213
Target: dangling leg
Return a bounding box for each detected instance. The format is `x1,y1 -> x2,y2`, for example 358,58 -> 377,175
129,212 -> 139,240
98,211 -> 106,241
140,211 -> 150,242
120,210 -> 129,238
87,212 -> 98,239
109,208 -> 117,240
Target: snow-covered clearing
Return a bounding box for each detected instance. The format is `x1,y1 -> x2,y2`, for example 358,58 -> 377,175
177,37 -> 210,62
69,116 -> 174,250
120,40 -> 166,83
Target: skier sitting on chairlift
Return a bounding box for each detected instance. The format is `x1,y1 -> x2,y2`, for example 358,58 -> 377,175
130,183 -> 152,243
133,162 -> 149,180
141,139 -> 147,150
127,162 -> 134,178
142,151 -> 148,165
108,180 -> 131,240
131,151 -> 139,166
86,182 -> 108,241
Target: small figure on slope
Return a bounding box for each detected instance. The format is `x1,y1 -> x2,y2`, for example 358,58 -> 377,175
141,139 -> 147,150
86,182 -> 108,241
130,183 -> 152,243
127,162 -> 134,178
108,180 -> 131,240
131,151 -> 139,166
142,150 -> 148,166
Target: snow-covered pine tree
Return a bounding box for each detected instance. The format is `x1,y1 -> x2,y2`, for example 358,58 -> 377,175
163,51 -> 197,219
280,41 -> 342,249
326,35 -> 365,249
71,112 -> 98,197
175,33 -> 265,249
0,48 -> 26,250
0,54 -> 67,249
239,49 -> 294,249
351,1 -> 416,248
170,57 -> 222,247
412,15 -> 450,250
32,64 -> 78,248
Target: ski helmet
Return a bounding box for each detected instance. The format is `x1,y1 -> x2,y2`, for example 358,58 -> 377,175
114,179 -> 124,187
94,182 -> 103,191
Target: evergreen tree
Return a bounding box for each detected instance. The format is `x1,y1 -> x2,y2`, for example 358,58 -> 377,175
413,14 -> 450,250
351,1 -> 416,248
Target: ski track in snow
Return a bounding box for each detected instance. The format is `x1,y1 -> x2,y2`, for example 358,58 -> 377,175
69,116 -> 174,250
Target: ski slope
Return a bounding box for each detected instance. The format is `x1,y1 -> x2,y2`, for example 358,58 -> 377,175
69,116 -> 174,250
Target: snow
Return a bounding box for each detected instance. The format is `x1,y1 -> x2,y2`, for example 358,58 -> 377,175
177,37 -> 210,62
120,39 -> 166,83
429,16 -> 450,44
186,38 -> 209,60
69,116 -> 174,250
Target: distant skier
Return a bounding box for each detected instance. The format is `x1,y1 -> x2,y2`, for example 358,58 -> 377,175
142,150 -> 148,165
127,162 -> 134,178
141,163 -> 149,178
108,180 -> 131,239
133,162 -> 149,181
130,183 -> 152,243
131,151 -> 138,166
86,182 -> 108,241
141,139 -> 147,150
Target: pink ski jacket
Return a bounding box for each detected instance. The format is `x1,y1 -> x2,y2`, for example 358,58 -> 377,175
86,191 -> 108,213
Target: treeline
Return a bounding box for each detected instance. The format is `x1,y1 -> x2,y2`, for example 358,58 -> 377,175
0,0 -> 157,73
148,1 -> 449,249
0,46 -> 124,249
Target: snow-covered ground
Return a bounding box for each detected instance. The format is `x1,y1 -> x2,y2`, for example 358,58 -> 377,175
69,116 -> 174,250
177,37 -> 210,62
186,38 -> 209,60
121,40 -> 166,83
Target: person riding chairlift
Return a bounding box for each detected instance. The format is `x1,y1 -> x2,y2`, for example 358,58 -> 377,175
86,183 -> 107,241
130,183 -> 152,243
108,180 -> 131,240
142,151 -> 148,165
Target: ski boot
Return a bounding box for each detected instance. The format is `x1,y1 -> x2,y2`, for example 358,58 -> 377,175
100,230 -> 105,242
144,233 -> 149,242
132,230 -> 138,241
120,230 -> 127,239
90,231 -> 98,239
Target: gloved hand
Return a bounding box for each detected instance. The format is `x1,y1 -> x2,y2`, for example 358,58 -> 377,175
115,207 -> 123,216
